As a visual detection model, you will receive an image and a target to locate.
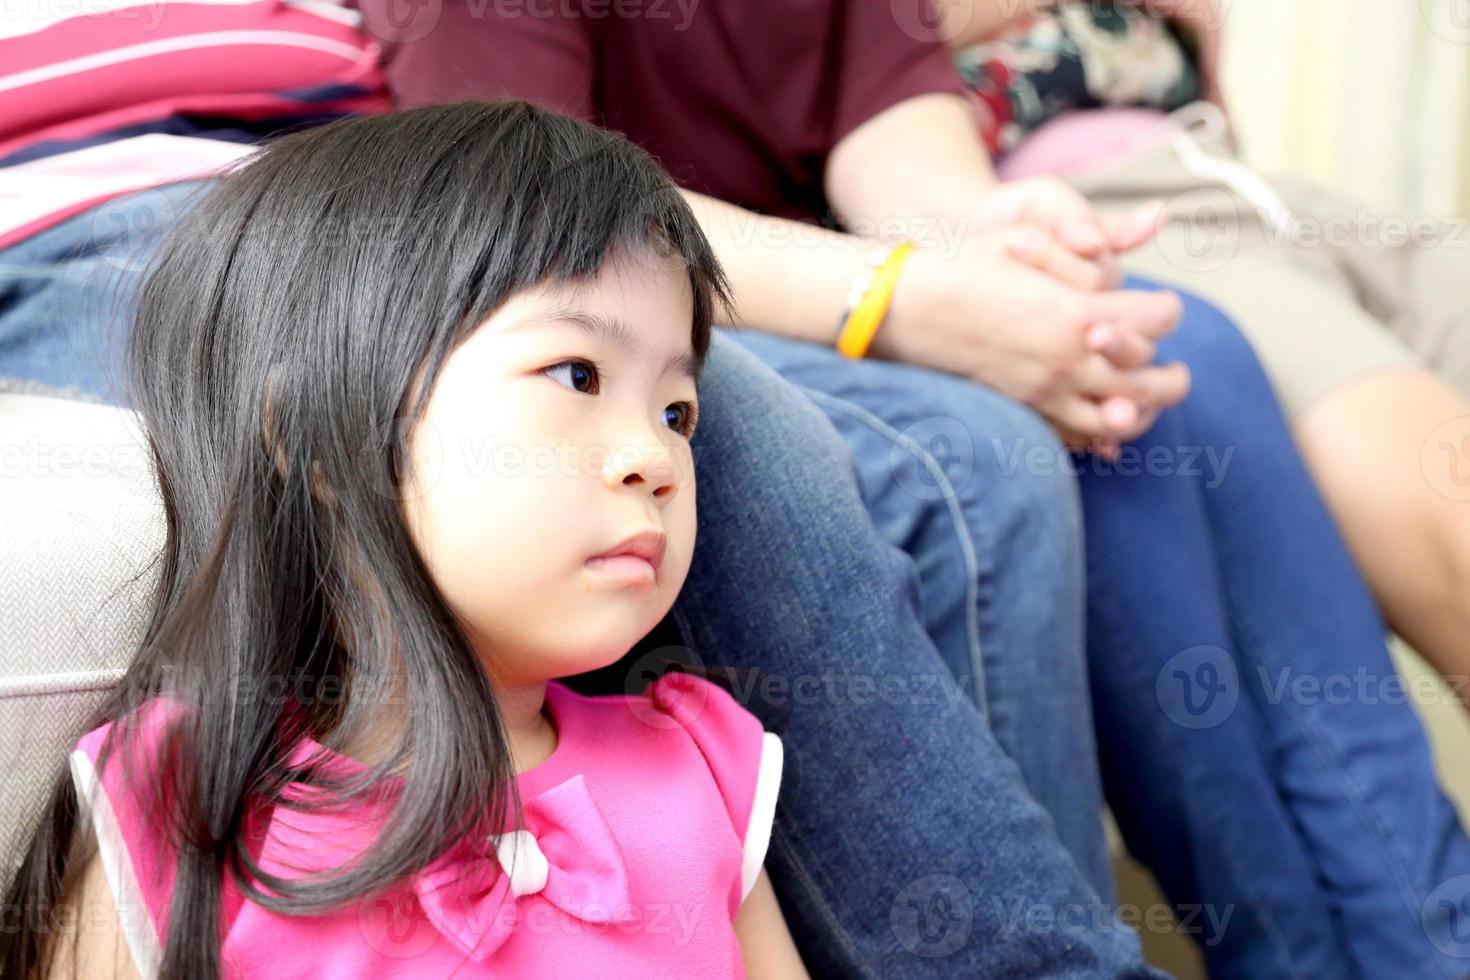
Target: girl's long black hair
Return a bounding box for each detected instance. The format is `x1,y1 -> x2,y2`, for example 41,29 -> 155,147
1,99 -> 730,979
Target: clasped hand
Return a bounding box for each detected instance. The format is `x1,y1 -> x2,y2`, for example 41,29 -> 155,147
874,175 -> 1191,458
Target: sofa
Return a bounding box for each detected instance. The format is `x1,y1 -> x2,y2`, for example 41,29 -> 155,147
0,381 -> 162,875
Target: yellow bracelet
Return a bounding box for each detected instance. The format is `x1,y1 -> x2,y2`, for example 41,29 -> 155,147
834,241 -> 915,359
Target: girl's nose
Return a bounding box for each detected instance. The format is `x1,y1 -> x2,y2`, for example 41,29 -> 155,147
603,435 -> 682,501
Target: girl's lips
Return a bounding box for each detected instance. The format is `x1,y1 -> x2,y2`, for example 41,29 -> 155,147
584,553 -> 657,586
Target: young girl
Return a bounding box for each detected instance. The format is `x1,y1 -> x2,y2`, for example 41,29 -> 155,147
1,100 -> 808,979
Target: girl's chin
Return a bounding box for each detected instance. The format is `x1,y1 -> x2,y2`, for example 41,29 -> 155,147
491,593 -> 678,683
541,627 -> 669,680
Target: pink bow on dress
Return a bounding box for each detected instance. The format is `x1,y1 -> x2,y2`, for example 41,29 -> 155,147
410,772 -> 638,961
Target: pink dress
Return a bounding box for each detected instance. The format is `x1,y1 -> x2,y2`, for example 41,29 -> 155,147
68,671 -> 784,978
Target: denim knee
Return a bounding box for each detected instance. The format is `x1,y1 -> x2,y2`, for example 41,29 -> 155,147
899,370 -> 1086,655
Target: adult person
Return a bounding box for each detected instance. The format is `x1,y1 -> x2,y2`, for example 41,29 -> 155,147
941,0 -> 1470,706
0,4 -> 1159,976
377,2 -> 1470,975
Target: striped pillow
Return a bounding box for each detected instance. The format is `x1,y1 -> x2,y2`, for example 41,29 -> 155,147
0,0 -> 390,164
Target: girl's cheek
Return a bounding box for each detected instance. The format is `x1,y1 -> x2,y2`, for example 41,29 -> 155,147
672,442 -> 697,491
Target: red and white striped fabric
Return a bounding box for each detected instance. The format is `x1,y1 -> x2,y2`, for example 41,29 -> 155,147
0,0 -> 392,248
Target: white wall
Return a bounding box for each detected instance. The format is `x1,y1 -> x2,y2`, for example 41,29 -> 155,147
1220,0 -> 1470,216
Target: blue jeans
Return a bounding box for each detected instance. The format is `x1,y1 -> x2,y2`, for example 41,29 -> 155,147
1083,288 -> 1470,980
714,325 -> 1109,900
0,182 -> 1158,977
0,179 -> 219,408
733,284 -> 1470,979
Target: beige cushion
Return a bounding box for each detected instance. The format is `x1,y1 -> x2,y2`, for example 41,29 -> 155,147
0,390 -> 161,875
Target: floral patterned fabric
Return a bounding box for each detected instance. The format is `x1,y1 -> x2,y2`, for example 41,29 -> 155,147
954,3 -> 1201,155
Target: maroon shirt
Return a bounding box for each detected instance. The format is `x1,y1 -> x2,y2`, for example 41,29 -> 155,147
369,0 -> 967,223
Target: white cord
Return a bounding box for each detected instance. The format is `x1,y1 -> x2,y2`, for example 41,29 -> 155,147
1165,100 -> 1296,239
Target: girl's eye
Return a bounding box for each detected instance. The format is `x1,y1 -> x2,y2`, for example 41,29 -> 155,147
665,402 -> 699,438
543,359 -> 600,394
545,358 -> 696,437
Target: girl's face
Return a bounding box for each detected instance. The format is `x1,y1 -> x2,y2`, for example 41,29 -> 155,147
400,248 -> 700,688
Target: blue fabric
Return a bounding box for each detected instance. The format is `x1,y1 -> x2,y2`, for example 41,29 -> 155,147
732,282 -> 1470,979
719,325 -> 1110,899
1085,285 -> 1470,979
0,178 -> 217,403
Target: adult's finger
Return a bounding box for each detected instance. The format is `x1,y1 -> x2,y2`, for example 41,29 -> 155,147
1129,360 -> 1192,411
1086,322 -> 1157,370
1100,395 -> 1140,435
1083,288 -> 1183,341
1074,356 -> 1191,414
1057,218 -> 1109,257
1101,201 -> 1166,253
1005,227 -> 1108,292
1052,221 -> 1123,288
1073,353 -> 1138,400
1101,400 -> 1165,446
1042,392 -> 1114,443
